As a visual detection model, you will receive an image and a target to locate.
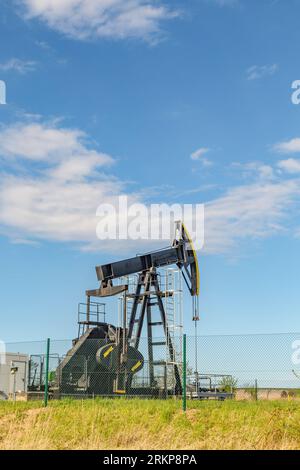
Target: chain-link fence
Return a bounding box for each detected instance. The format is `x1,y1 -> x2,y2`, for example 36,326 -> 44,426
1,333 -> 300,403
185,333 -> 300,398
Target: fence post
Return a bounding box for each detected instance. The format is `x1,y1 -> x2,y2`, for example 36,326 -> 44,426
255,379 -> 258,402
182,334 -> 187,412
44,338 -> 50,407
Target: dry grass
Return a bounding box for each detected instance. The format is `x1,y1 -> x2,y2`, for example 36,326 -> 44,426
0,399 -> 300,450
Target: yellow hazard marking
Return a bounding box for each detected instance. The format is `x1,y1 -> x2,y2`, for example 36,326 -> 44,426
182,222 -> 200,296
131,360 -> 142,372
115,389 -> 126,394
103,345 -> 114,358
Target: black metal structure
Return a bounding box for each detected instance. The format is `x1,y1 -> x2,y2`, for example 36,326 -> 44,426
56,222 -> 199,397
125,269 -> 182,394
90,222 -> 199,298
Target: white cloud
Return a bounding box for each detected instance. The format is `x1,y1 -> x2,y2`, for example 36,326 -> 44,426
191,147 -> 210,160
255,164 -> 274,180
277,158 -> 300,174
246,64 -> 278,81
0,122 -> 113,169
18,0 -> 178,42
204,179 -> 300,253
190,147 -> 212,167
0,121 -> 128,247
273,138 -> 300,154
0,123 -> 84,160
0,121 -> 300,255
0,58 -> 37,74
235,161 -> 275,181
35,40 -> 52,50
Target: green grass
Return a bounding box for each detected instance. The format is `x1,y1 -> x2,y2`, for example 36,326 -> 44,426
0,398 -> 300,449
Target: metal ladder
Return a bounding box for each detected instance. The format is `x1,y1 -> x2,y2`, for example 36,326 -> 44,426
162,268 -> 183,388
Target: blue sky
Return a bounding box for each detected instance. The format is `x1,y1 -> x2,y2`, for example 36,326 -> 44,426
1,0 -> 300,342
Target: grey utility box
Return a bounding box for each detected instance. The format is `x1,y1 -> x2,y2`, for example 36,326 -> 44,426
0,353 -> 29,399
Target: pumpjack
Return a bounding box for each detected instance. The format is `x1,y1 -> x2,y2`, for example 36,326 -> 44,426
56,222 -> 199,397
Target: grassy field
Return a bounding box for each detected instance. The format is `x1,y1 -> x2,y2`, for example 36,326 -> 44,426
0,398 -> 300,450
